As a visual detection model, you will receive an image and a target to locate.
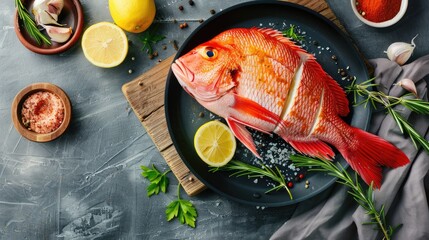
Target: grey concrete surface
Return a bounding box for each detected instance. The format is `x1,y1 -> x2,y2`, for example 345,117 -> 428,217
0,0 -> 427,239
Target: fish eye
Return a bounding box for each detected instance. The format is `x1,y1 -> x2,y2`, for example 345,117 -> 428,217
206,50 -> 214,58
200,47 -> 217,59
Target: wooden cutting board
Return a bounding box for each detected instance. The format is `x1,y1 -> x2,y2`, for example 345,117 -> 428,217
122,0 -> 347,196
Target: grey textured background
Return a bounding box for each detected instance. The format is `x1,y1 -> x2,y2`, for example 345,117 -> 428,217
0,0 -> 428,239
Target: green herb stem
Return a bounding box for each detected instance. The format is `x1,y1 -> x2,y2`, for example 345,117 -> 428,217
290,155 -> 401,240
165,183 -> 198,228
347,78 -> 429,154
15,0 -> 51,46
210,160 -> 293,200
282,24 -> 305,42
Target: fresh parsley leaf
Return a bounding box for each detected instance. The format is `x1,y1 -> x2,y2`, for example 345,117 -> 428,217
141,165 -> 198,228
139,26 -> 166,55
166,200 -> 180,221
165,184 -> 198,228
140,165 -> 170,197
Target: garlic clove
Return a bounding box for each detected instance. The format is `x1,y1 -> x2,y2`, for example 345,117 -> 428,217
32,0 -> 65,26
47,0 -> 64,16
43,25 -> 72,43
384,35 -> 418,65
395,78 -> 419,98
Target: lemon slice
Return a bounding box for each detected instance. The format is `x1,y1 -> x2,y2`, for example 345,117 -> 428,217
81,22 -> 128,68
194,120 -> 236,167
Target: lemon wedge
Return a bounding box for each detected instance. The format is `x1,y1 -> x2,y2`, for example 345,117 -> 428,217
81,22 -> 128,68
194,120 -> 236,167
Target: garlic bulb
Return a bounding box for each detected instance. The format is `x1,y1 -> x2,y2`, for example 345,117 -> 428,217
385,35 -> 418,65
43,25 -> 72,43
395,78 -> 419,98
32,0 -> 64,26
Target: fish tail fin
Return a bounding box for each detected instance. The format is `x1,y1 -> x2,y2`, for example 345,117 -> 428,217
338,127 -> 409,189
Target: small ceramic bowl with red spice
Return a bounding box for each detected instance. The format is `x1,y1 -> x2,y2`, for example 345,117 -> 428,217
11,83 -> 72,142
351,0 -> 408,28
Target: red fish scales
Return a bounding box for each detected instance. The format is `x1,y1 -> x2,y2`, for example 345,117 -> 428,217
237,56 -> 295,117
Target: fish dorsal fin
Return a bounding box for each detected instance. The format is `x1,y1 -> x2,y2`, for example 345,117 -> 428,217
304,58 -> 350,116
325,74 -> 350,116
254,27 -> 306,53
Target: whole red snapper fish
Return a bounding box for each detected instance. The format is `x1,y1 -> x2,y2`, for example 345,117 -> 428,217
171,27 -> 409,188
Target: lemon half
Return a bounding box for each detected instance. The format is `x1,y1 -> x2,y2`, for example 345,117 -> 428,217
194,120 -> 237,167
81,22 -> 128,68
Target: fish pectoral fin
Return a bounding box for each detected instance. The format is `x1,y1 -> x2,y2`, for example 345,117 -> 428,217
228,116 -> 272,135
233,94 -> 280,125
288,139 -> 335,159
226,118 -> 261,159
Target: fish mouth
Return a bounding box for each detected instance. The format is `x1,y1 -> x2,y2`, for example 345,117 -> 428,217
171,59 -> 196,97
171,59 -> 195,85
171,59 -> 223,102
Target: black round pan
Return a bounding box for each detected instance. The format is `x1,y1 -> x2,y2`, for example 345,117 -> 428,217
165,1 -> 370,207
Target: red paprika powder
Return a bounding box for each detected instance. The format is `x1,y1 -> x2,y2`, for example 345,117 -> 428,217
356,0 -> 401,23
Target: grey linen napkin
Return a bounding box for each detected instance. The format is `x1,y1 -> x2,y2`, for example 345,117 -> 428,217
271,55 -> 429,240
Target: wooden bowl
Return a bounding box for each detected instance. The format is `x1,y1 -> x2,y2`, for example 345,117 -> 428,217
14,0 -> 84,54
11,83 -> 72,142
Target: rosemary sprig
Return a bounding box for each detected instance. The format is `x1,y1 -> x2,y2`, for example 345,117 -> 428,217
387,108 -> 429,151
15,0 -> 51,46
210,160 -> 293,200
282,24 -> 305,42
290,155 -> 401,240
346,78 -> 429,153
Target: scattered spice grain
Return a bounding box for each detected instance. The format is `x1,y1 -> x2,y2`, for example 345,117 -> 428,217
170,40 -> 179,51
